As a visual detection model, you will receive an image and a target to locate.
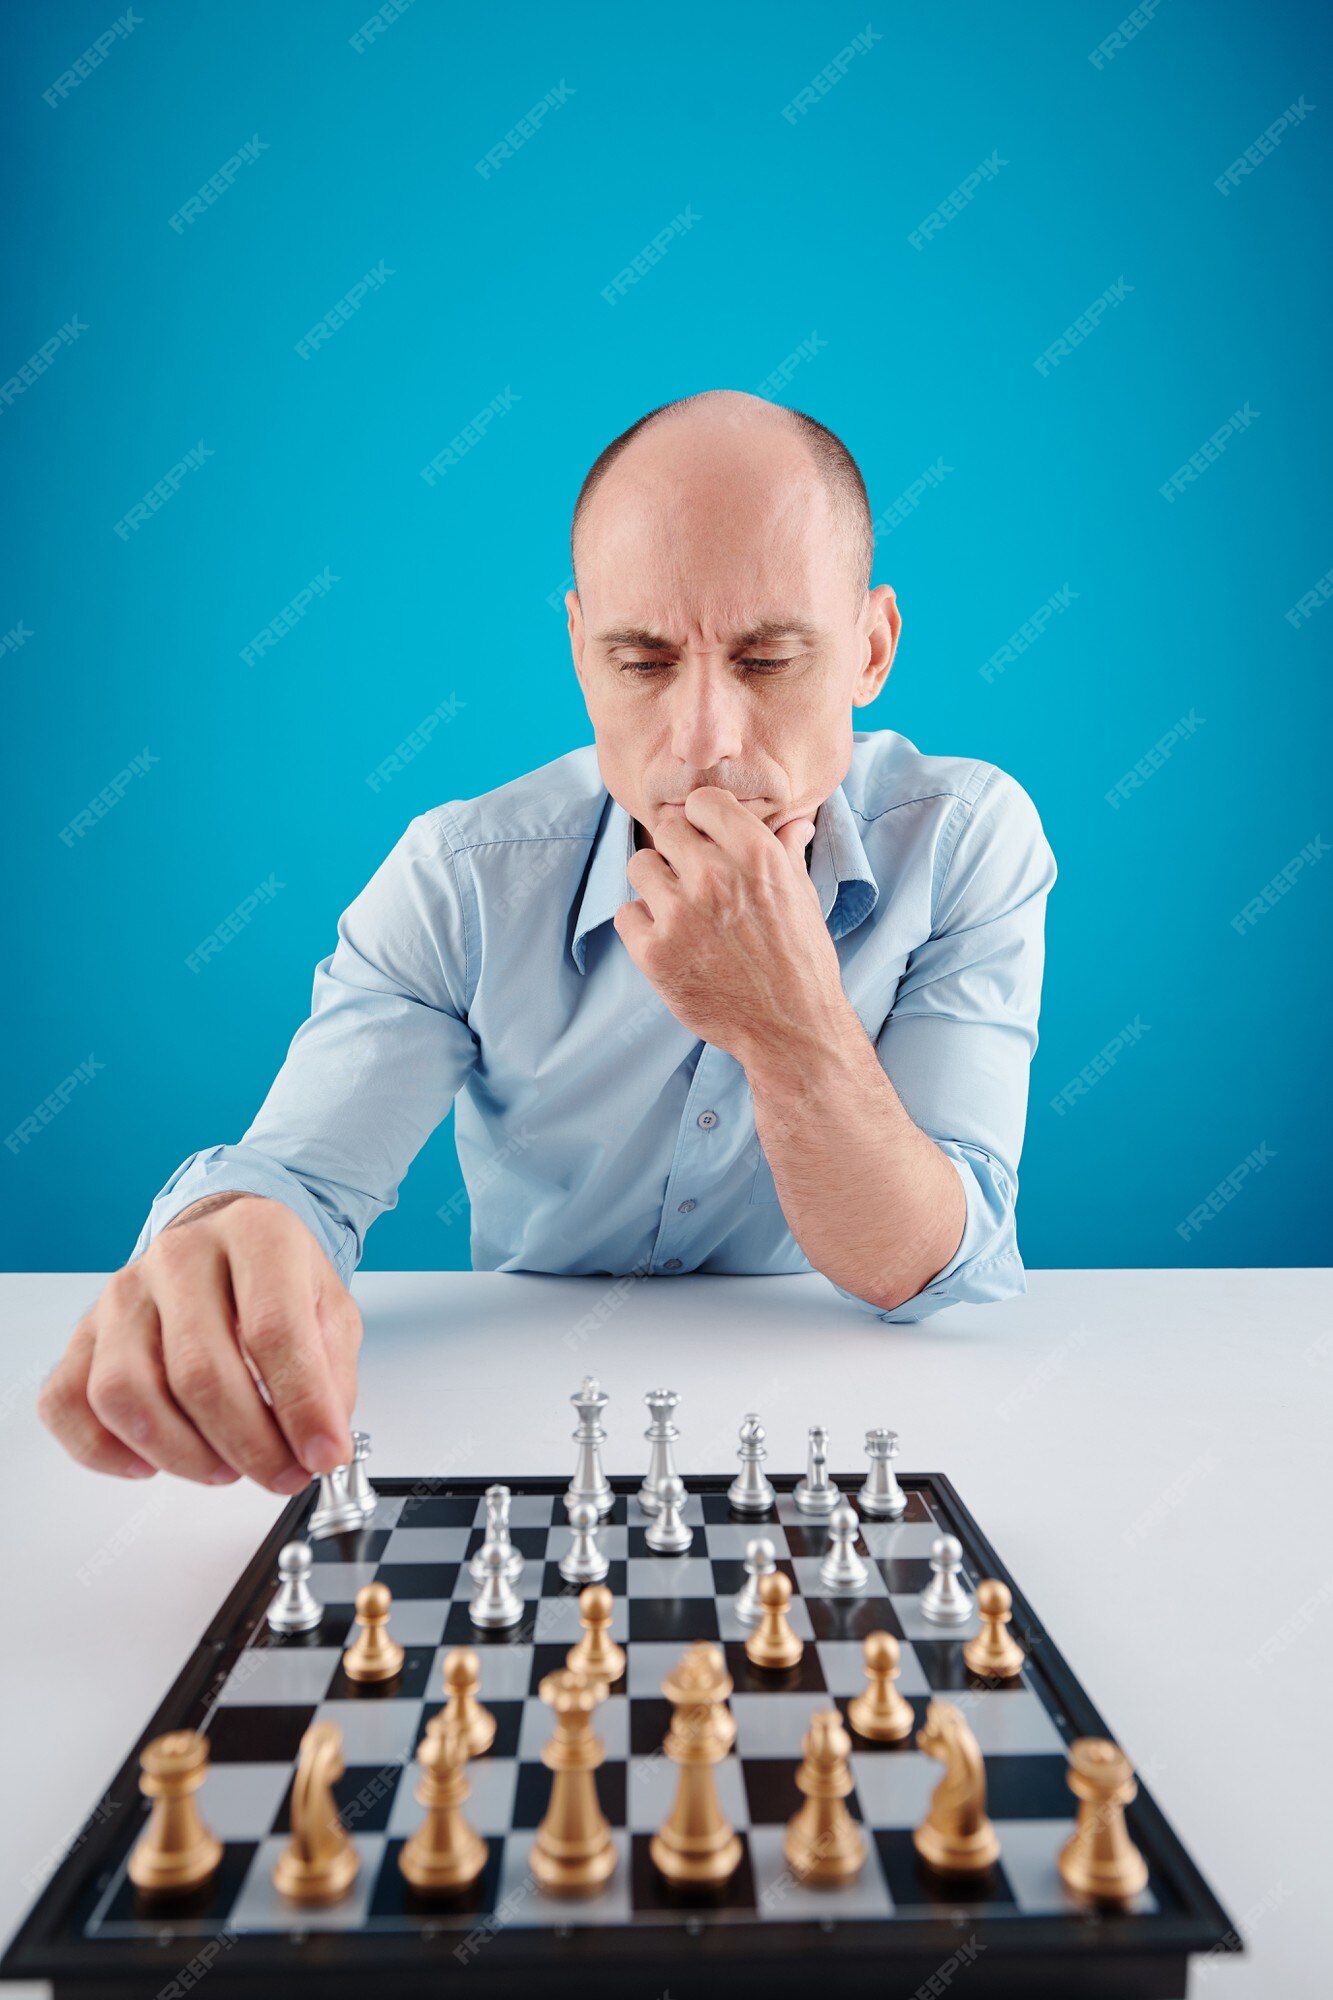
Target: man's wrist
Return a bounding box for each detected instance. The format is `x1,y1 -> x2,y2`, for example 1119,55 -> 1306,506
737,989 -> 867,1099
163,1190 -> 252,1232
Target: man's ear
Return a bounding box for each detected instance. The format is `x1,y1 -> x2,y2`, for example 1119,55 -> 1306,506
853,584 -> 900,708
566,588 -> 585,688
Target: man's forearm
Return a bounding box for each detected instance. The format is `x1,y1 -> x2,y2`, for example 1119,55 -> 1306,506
740,996 -> 966,1311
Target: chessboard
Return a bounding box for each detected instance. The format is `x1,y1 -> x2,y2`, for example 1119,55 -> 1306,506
0,1472 -> 1238,2000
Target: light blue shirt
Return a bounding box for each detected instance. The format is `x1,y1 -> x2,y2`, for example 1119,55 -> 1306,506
131,732 -> 1056,1323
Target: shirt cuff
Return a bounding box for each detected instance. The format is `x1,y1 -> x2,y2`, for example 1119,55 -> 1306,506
828,1143 -> 1027,1324
128,1144 -> 358,1288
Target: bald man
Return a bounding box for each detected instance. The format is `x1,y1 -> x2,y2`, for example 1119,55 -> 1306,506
39,392 -> 1056,1493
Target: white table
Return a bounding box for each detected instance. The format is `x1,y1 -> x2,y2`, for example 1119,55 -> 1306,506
2,1268 -> 1327,1996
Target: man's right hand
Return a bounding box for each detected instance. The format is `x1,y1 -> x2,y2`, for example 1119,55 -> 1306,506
37,1194 -> 361,1492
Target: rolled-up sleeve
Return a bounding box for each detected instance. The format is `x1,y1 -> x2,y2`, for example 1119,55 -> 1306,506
831,767 -> 1057,1324
129,809 -> 479,1286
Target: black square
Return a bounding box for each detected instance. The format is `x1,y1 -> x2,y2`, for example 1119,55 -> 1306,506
397,1496 -> 480,1528
874,1828 -> 1017,1911
628,1596 -> 721,1643
273,1761 -> 407,1835
629,1696 -> 674,1755
249,1604 -> 356,1651
442,1601 -> 537,1644
833,1691 -> 930,1752
97,1840 -> 258,1928
723,1641 -> 827,1696
512,1760 -> 626,1829
464,1527 -> 551,1563
709,1557 -> 797,1598
629,1829 -> 758,1913
373,1562 -> 461,1600
878,1557 -> 937,1593
368,1836 -> 507,1920
308,1527 -> 390,1564
701,1492 -> 778,1524
856,1488 -> 933,1526
204,1704 -> 317,1763
980,1755 -> 1074,1819
415,1698 -> 525,1759
912,1641 -> 979,1691
782,1524 -> 845,1559
806,1595 -> 904,1642
322,1644 -> 436,1702
538,1560 -> 628,1600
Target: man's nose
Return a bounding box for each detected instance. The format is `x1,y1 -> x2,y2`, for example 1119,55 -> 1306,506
669,667 -> 745,771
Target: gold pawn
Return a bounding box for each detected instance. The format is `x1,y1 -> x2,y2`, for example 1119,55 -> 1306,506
127,1731 -> 223,1895
399,1718 -> 488,1894
744,1570 -> 804,1670
650,1642 -> 743,1887
1058,1739 -> 1149,1903
962,1580 -> 1025,1680
783,1709 -> 866,1884
847,1630 -> 915,1742
439,1647 -> 496,1757
273,1722 -> 359,1903
567,1584 -> 626,1688
343,1582 -> 404,1683
531,1669 -> 617,1896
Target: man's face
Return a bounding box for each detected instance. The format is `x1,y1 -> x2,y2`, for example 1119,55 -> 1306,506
567,412 -> 899,847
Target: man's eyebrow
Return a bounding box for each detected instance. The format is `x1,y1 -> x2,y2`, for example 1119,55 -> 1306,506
594,619 -> 820,649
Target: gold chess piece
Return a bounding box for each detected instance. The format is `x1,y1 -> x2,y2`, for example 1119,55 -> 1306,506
273,1721 -> 359,1903
531,1668 -> 617,1895
1058,1738 -> 1149,1903
913,1701 -> 1001,1875
783,1708 -> 866,1884
650,1642 -> 743,1888
127,1731 -> 223,1895
847,1630 -> 915,1742
567,1584 -> 626,1688
744,1569 -> 804,1670
439,1647 -> 496,1757
962,1580 -> 1025,1680
343,1581 -> 404,1683
399,1717 -> 488,1894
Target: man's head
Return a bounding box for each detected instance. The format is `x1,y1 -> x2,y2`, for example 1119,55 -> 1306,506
567,390 -> 899,847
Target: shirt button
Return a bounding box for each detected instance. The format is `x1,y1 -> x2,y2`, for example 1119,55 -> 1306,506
663,1258 -> 683,1271
677,1198 -> 697,1214
697,1109 -> 719,1129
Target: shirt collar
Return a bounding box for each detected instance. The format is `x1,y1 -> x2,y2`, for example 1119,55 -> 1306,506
571,784 -> 878,974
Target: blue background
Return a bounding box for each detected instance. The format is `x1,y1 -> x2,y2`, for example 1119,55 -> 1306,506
4,0 -> 1329,1274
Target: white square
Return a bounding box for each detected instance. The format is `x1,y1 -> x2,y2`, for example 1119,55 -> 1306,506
626,1752 -> 750,1831
215,1648 -> 341,1706
626,1556 -> 716,1597
518,1692 -> 627,1761
748,1823 -> 892,1920
314,1698 -> 423,1765
382,1527 -> 472,1564
494,1829 -> 632,1924
815,1638 -> 929,1699
229,1834 -> 383,1931
389,1756 -> 519,1838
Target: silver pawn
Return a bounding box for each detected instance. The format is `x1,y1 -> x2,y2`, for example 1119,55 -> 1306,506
469,1539 -> 524,1629
794,1424 -> 840,1514
645,1473 -> 692,1554
727,1413 -> 776,1515
735,1536 -> 776,1623
484,1483 -> 525,1584
819,1502 -> 869,1591
859,1428 -> 907,1519
919,1534 -> 974,1625
308,1459 -> 362,1540
566,1376 -> 613,1517
560,1499 -> 609,1583
637,1388 -> 681,1514
344,1430 -> 375,1523
266,1541 -> 322,1634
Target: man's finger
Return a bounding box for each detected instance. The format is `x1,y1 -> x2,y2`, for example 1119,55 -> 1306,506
37,1321 -> 159,1479
88,1281 -> 239,1485
613,899 -> 654,957
230,1237 -> 354,1473
679,786 -> 770,855
775,818 -> 817,871
625,846 -> 679,915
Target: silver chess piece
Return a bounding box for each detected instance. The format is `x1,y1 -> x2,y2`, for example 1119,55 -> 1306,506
560,1499 -> 610,1583
735,1536 -> 777,1623
819,1502 -> 869,1591
727,1412 -> 776,1515
483,1483 -> 525,1584
859,1427 -> 907,1519
919,1534 -> 974,1625
469,1539 -> 524,1629
644,1473 -> 692,1554
566,1376 -> 613,1517
344,1430 -> 375,1520
266,1541 -> 322,1634
308,1432 -> 375,1539
793,1424 -> 840,1514
637,1388 -> 681,1514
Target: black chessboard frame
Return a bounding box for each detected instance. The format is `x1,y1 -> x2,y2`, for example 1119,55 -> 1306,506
0,1472 -> 1239,2000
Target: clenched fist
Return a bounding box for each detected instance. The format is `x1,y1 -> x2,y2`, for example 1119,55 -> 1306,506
37,1194 -> 360,1492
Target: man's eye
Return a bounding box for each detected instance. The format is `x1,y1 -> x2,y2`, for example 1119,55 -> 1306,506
738,657 -> 793,672
619,659 -> 671,673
